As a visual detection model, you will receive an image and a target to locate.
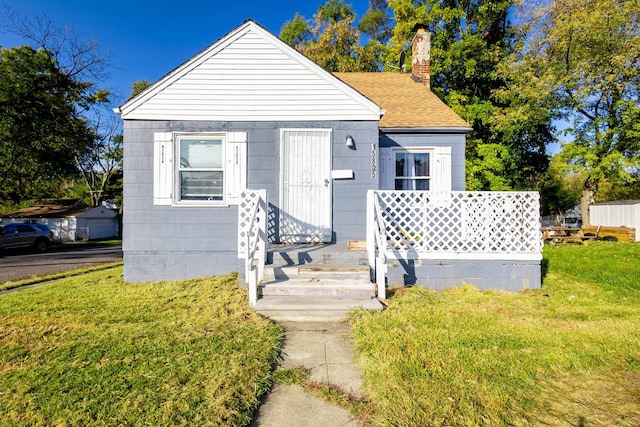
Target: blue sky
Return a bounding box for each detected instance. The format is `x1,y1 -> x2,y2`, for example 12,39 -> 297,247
1,0 -> 370,105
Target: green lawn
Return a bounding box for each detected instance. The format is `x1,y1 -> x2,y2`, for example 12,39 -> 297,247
2,243 -> 639,426
351,242 -> 640,426
0,270 -> 282,426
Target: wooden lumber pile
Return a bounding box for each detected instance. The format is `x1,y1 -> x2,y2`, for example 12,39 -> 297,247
582,226 -> 636,242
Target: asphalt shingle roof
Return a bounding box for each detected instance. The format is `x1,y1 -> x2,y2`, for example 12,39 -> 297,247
3,203 -> 93,218
333,72 -> 470,129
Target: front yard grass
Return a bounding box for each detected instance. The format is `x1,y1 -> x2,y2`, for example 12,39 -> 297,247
2,242 -> 638,426
0,270 -> 282,426
351,242 -> 640,426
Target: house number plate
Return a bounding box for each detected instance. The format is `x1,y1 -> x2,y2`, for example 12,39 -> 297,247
371,143 -> 377,178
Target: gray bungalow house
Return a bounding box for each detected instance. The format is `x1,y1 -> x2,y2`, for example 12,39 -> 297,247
117,20 -> 541,302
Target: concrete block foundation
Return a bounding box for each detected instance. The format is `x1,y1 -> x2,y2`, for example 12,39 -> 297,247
384,258 -> 541,291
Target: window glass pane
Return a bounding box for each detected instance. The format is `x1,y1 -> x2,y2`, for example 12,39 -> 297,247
413,153 -> 430,177
180,139 -> 222,169
180,171 -> 223,200
395,179 -> 412,190
416,179 -> 430,190
395,153 -> 407,177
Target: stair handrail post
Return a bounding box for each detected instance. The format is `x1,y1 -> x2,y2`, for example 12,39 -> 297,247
373,193 -> 388,299
366,190 -> 375,268
367,190 -> 388,300
376,255 -> 387,299
248,266 -> 258,307
256,189 -> 268,284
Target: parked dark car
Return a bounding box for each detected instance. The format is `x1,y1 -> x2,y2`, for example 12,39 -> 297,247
0,223 -> 54,253
561,217 -> 583,228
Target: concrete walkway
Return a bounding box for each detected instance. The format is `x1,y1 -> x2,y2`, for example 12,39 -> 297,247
252,321 -> 364,426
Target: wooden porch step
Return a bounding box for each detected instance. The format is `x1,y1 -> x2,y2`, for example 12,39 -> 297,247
254,297 -> 384,321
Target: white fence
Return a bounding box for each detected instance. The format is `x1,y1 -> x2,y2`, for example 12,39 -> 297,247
367,190 -> 542,258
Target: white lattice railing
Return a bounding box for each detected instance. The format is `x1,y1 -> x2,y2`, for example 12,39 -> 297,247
367,190 -> 542,259
366,190 -> 542,294
238,189 -> 267,307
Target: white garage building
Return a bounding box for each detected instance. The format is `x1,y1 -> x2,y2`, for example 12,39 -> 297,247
590,200 -> 640,242
1,201 -> 119,242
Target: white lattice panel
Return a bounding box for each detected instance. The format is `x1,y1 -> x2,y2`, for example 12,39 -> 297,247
238,189 -> 267,257
373,191 -> 541,257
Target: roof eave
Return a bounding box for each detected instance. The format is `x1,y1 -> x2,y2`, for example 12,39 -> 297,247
380,126 -> 473,134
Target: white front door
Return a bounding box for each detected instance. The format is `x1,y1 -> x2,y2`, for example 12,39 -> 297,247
279,129 -> 332,243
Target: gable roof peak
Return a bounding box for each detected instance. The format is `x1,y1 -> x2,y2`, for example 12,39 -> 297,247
116,19 -> 382,121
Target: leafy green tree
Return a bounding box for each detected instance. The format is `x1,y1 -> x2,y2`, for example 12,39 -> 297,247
0,11 -> 113,206
75,114 -> 123,206
280,13 -> 312,49
0,46 -> 96,203
359,0 -> 393,45
129,79 -> 152,100
538,155 -> 581,216
524,0 -> 640,223
594,172 -> 640,203
280,0 -> 380,71
387,0 -> 554,190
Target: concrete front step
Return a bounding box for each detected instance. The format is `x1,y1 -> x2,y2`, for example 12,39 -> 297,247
268,244 -> 368,268
256,261 -> 383,321
261,279 -> 376,298
254,297 -> 384,321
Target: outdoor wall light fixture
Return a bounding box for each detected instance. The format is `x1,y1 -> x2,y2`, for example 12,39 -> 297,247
345,135 -> 355,148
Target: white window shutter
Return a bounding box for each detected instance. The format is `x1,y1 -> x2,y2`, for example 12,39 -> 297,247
226,132 -> 247,205
153,132 -> 173,205
379,147 -> 393,190
433,146 -> 452,192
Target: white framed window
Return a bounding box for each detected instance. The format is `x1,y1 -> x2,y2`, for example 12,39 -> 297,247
394,150 -> 431,190
177,135 -> 225,202
380,145 -> 451,192
154,131 -> 247,206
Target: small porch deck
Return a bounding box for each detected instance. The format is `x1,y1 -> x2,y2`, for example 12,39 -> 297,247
238,189 -> 542,318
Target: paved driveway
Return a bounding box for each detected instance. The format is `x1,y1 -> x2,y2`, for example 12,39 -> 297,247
0,244 -> 123,283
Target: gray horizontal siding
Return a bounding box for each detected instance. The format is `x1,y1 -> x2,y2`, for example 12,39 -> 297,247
380,132 -> 466,191
123,119 -> 379,282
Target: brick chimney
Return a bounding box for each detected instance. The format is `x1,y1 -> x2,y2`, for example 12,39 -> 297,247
411,24 -> 431,88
